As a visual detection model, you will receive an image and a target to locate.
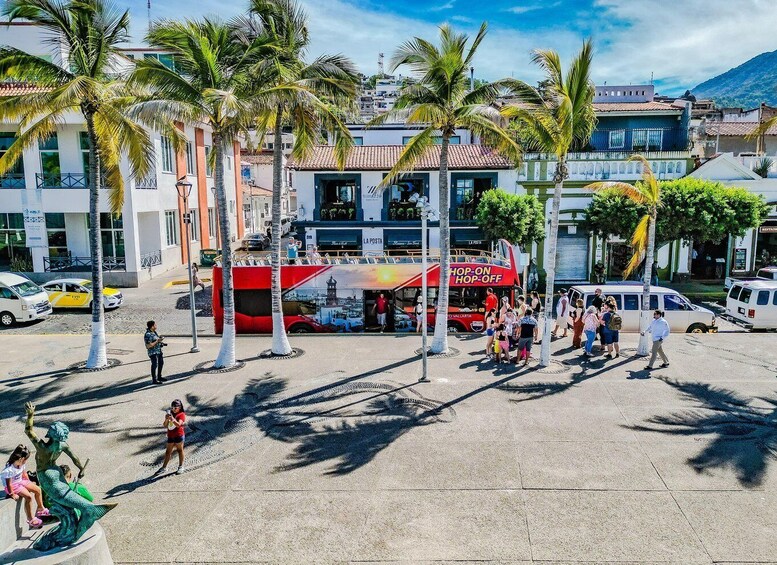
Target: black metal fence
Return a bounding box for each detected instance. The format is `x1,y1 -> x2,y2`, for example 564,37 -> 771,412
43,255 -> 127,272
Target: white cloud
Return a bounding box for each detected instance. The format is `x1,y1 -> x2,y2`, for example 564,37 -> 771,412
590,0 -> 777,92
429,0 -> 456,11
505,5 -> 541,14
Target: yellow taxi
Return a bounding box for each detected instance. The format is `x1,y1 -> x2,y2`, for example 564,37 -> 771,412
41,278 -> 123,309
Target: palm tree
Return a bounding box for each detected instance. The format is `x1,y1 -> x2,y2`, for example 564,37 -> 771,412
376,22 -> 521,354
0,0 -> 154,369
245,0 -> 358,355
503,40 -> 596,366
587,155 -> 660,356
130,18 -> 274,367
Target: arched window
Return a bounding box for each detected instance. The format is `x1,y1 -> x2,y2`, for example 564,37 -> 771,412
667,161 -> 674,174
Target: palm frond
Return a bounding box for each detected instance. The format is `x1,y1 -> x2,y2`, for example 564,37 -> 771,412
623,213 -> 650,278
379,128 -> 434,188
585,181 -> 648,204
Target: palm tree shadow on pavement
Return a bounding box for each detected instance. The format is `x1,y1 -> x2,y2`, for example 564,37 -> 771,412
630,377 -> 777,487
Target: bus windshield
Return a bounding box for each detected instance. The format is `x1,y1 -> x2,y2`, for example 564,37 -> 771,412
11,281 -> 43,297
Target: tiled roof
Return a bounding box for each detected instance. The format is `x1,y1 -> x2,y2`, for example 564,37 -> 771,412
593,101 -> 683,113
703,121 -> 777,136
0,82 -> 49,96
242,184 -> 273,197
290,144 -> 515,171
241,152 -> 275,165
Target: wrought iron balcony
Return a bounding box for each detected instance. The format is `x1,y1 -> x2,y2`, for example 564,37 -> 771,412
36,172 -> 88,189
43,255 -> 127,272
0,174 -> 25,189
135,176 -> 158,190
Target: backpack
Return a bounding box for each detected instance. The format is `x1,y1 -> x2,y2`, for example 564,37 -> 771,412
608,313 -> 622,331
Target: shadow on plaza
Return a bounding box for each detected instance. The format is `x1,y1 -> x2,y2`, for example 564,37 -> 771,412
104,355 -> 455,495
631,377 -> 777,487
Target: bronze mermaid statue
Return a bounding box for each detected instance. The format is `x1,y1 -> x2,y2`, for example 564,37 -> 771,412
24,402 -> 117,551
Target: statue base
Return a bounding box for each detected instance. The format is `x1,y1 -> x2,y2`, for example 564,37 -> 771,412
1,499 -> 114,564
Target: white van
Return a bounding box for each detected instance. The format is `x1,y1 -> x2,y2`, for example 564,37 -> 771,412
567,284 -> 717,333
0,273 -> 52,326
725,280 -> 777,330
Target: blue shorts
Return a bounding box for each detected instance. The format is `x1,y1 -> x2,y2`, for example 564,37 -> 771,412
486,328 -> 494,336
167,435 -> 185,444
603,330 -> 619,345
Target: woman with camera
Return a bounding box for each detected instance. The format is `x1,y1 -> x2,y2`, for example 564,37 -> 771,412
156,399 -> 186,475
144,320 -> 166,384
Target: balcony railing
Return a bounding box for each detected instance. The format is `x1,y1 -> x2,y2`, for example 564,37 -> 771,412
319,202 -> 358,221
36,172 -> 88,189
43,255 -> 126,272
140,250 -> 162,268
387,202 -> 422,221
135,176 -> 158,189
586,127 -> 689,153
0,174 -> 25,189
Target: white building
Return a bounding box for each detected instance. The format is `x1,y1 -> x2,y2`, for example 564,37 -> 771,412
240,152 -> 294,236
0,22 -> 245,285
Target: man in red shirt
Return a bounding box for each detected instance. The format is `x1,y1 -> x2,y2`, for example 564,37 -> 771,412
484,287 -> 498,320
373,292 -> 389,333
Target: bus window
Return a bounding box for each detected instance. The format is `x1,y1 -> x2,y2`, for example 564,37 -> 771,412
607,294 -> 622,310
585,294 -> 595,308
756,290 -> 769,306
739,288 -> 752,304
233,289 -> 272,317
449,287 -> 484,312
664,294 -> 688,311
728,285 -> 742,301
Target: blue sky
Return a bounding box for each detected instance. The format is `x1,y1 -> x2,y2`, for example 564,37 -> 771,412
119,0 -> 777,96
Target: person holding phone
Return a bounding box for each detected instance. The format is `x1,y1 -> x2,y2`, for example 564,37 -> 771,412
156,400 -> 186,475
144,320 -> 166,384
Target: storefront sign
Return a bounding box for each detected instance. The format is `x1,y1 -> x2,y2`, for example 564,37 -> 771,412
451,265 -> 503,284
760,225 -> 777,233
363,236 -> 383,245
364,186 -> 383,201
733,247 -> 747,272
21,190 -> 47,248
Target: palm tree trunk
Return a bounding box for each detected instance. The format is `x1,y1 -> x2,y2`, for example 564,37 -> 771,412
638,209 -> 657,356
271,110 -> 292,355
539,155 -> 566,366
213,132 -> 236,368
431,133 -> 451,354
85,113 -> 107,369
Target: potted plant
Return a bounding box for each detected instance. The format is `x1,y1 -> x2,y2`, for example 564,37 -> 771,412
348,207 -> 355,220
338,208 -> 347,220
396,207 -> 406,221
389,206 -> 396,221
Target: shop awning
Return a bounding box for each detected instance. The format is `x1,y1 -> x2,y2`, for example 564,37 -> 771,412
451,228 -> 488,246
317,229 -> 361,247
385,229 -> 423,248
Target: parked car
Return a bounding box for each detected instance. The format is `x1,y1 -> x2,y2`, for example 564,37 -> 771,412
41,278 -> 123,309
242,232 -> 269,251
568,284 -> 717,333
725,280 -> 777,330
724,266 -> 777,290
0,273 -> 52,326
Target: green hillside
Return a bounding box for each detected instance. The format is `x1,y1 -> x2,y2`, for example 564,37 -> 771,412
693,49 -> 777,108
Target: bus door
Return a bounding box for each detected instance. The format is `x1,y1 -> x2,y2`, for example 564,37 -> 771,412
364,290 -> 395,332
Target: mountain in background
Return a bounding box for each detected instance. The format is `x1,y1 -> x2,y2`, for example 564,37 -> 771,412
693,49 -> 777,108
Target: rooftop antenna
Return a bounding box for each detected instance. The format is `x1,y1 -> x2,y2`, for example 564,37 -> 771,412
378,53 -> 384,77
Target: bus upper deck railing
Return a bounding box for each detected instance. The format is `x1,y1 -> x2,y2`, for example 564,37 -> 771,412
217,248 -> 512,268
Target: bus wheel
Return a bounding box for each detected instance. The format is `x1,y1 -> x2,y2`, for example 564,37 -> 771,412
0,311 -> 15,327
686,323 -> 708,334
447,321 -> 465,333
289,323 -> 313,334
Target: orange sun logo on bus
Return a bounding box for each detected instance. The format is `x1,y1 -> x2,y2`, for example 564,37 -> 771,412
376,266 -> 396,285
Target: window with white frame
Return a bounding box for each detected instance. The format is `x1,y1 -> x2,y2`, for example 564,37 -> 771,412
161,136 -> 174,173
608,129 -> 625,149
186,141 -> 195,175
204,145 -> 213,176
189,208 -> 199,241
164,210 -> 179,246
632,129 -> 663,151
208,207 -> 216,235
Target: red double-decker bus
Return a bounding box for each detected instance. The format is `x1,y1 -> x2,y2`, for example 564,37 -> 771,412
212,240 -> 522,334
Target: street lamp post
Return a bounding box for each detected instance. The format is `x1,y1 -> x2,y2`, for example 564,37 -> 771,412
413,194 -> 436,383
176,177 -> 200,353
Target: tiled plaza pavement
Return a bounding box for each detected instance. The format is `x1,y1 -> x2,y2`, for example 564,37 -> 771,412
1,331 -> 776,564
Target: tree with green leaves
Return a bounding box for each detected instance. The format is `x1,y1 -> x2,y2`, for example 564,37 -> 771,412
0,0 -> 154,369
246,0 -> 358,355
131,17 -> 274,368
375,22 -> 521,354
588,155 -> 661,357
475,189 -> 544,248
503,40 -> 596,366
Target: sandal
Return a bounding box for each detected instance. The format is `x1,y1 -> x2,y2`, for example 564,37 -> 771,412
36,508 -> 51,517
28,517 -> 43,528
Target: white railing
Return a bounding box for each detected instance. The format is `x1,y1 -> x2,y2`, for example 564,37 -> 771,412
738,155 -> 777,178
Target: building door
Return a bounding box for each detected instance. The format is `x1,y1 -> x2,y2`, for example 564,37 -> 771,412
608,242 -> 633,279
555,227 -> 589,281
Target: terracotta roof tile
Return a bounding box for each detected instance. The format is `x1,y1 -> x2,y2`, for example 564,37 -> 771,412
290,144 -> 514,171
0,82 -> 49,96
242,184 -> 273,197
703,121 -> 777,136
592,101 -> 683,112
241,152 -> 275,165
